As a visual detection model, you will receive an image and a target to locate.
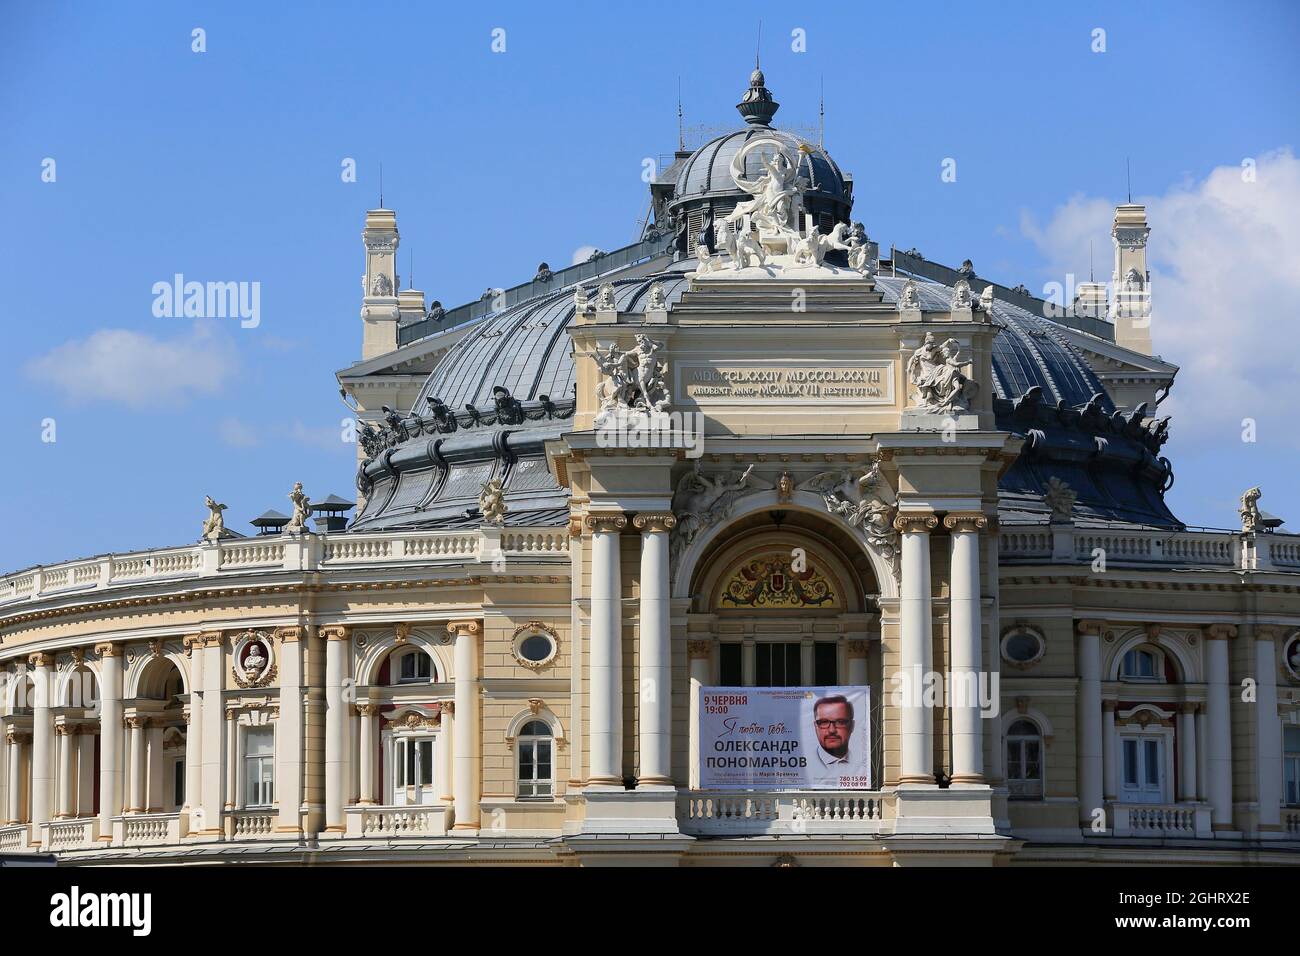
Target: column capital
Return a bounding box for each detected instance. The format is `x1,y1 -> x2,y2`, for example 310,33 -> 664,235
54,723 -> 73,737
1254,624 -> 1282,642
273,626 -> 304,644
567,515 -> 584,538
943,512 -> 988,533
28,652 -> 53,668
5,728 -> 30,745
846,639 -> 870,658
321,624 -> 352,642
1102,699 -> 1117,713
94,641 -> 123,658
632,512 -> 677,533
585,512 -> 628,534
125,716 -> 148,730
446,619 -> 481,638
687,639 -> 713,660
893,512 -> 938,534
441,700 -> 456,716
197,630 -> 225,648
1204,623 -> 1238,641
1179,702 -> 1198,715
1076,619 -> 1108,637
357,703 -> 380,718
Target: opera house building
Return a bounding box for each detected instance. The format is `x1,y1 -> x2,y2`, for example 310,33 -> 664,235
2,70 -> 1298,867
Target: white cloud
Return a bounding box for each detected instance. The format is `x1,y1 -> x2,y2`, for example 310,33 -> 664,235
215,417 -> 349,452
571,244 -> 597,265
1021,149 -> 1300,448
218,417 -> 262,448
25,327 -> 237,409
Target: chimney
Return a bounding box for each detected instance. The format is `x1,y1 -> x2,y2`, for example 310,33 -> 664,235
1109,203 -> 1152,354
1073,281 -> 1108,320
360,207 -> 400,360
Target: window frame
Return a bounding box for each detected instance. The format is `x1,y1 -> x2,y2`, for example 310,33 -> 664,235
243,726 -> 275,809
1005,718 -> 1044,800
516,719 -> 555,800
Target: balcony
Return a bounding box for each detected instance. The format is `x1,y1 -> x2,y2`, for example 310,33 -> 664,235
344,803 -> 451,839
1110,803 -> 1212,839
113,811 -> 188,847
228,810 -> 277,840
678,790 -> 889,836
0,823 -> 31,852
42,817 -> 100,851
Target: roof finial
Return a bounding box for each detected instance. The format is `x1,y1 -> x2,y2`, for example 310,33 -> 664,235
677,76 -> 684,151
819,75 -> 825,148
738,54 -> 779,126
409,249 -> 413,290
756,20 -> 762,70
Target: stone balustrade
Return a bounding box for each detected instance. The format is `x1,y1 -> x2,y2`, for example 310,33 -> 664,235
999,524 -> 1300,571
678,790 -> 889,835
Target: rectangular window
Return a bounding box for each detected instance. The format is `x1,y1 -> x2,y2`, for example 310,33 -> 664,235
1123,739 -> 1138,788
519,738 -> 553,798
173,758 -> 185,809
243,727 -> 274,808
755,642 -> 801,687
1285,727 -> 1300,806
814,642 -> 838,685
719,643 -> 742,686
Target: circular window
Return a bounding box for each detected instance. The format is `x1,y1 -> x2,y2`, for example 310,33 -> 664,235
1001,627 -> 1045,669
1283,633 -> 1300,682
511,622 -> 558,670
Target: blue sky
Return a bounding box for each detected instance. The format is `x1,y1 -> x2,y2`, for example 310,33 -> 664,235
1,1 -> 1298,571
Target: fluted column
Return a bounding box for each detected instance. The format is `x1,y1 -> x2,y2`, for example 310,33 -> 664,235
586,512 -> 626,787
126,716 -> 146,813
449,619 -> 482,829
357,704 -> 378,805
1178,703 -> 1198,802
1076,620 -> 1104,825
198,630 -> 225,834
1205,624 -> 1235,828
322,625 -> 350,832
29,653 -> 53,830
687,640 -> 712,790
895,513 -> 937,784
634,512 -> 675,787
96,643 -> 123,835
5,731 -> 25,823
55,724 -> 75,818
945,512 -> 987,785
1102,700 -> 1117,800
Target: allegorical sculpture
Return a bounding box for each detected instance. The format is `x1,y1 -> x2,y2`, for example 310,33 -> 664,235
646,281 -> 666,311
803,463 -> 900,580
727,137 -> 802,238
285,482 -> 311,534
1240,486 -> 1263,533
573,283 -> 590,312
479,479 -> 508,526
369,272 -> 393,297
1044,477 -> 1078,524
906,331 -> 979,413
593,334 -> 670,424
201,495 -> 232,542
979,284 -> 995,312
669,463 -> 757,571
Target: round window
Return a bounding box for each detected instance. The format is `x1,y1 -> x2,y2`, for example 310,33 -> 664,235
511,623 -> 558,669
1001,628 -> 1045,668
1284,634 -> 1300,681
519,635 -> 553,663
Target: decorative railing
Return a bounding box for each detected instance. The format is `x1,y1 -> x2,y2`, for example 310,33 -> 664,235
1111,803 -> 1211,838
231,810 -> 275,839
0,525 -> 572,609
997,523 -> 1291,572
678,790 -> 888,835
1284,809 -> 1300,835
345,804 -> 449,838
118,812 -> 183,847
0,823 -> 30,851
46,817 -> 98,850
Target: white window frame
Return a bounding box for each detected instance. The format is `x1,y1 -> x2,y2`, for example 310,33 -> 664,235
516,720 -> 554,800
243,726 -> 275,808
383,727 -> 440,806
1119,646 -> 1163,682
1005,718 -> 1043,800
393,648 -> 434,686
1284,725 -> 1300,807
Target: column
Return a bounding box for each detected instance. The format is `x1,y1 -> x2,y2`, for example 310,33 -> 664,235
1195,705 -> 1208,801
5,731 -> 24,823
741,639 -> 756,687
449,620 -> 482,829
1254,626 -> 1283,829
96,643 -> 123,835
1102,701 -> 1117,801
274,627 -> 304,833
847,640 -> 868,686
945,513 -> 987,785
439,702 -> 455,804
198,631 -> 225,835
322,625 -> 349,832
687,640 -> 712,790
1205,624 -> 1235,827
127,717 -> 145,813
1075,621 -> 1104,825
76,730 -> 95,818
29,653 -> 53,830
225,712 -> 239,811
634,512 -> 674,787
55,724 -> 75,818
357,704 -> 377,805
586,513 -> 626,786
895,513 -> 937,784
146,721 -> 164,812
984,522 -> 1005,787
182,636 -> 202,816
1178,703 -> 1197,803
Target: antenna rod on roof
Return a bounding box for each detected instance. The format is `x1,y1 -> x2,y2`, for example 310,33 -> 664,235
819,75 -> 824,148
379,162 -> 384,208
1126,157 -> 1131,204
1090,240 -> 1094,282
409,249 -> 413,290
677,76 -> 684,151
756,21 -> 761,69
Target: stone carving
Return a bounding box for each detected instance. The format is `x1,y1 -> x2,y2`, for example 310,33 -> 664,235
1044,477 -> 1077,524
201,495 -> 233,542
695,243 -> 725,273
900,278 -> 920,310
1240,486 -> 1262,533
731,222 -> 768,270
906,332 -> 979,413
792,222 -> 852,267
425,300 -> 445,323
232,631 -> 276,689
593,335 -> 670,422
669,462 -> 757,572
951,279 -> 973,310
646,281 -> 667,311
479,479 -> 508,525
727,137 -> 802,238
802,462 -> 899,581
573,284 -> 590,312
285,482 -> 311,534
369,272 -> 393,297
777,471 -> 794,503
594,283 -> 617,311
979,284 -> 995,312
847,240 -> 874,275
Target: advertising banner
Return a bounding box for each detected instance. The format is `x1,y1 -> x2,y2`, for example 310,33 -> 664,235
698,686 -> 872,790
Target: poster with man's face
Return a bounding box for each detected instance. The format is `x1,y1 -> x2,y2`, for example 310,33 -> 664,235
698,686 -> 872,790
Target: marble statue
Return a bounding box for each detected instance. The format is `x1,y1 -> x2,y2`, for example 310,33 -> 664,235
1240,486 -> 1263,533
847,240 -> 873,274
907,332 -> 979,413
1044,477 -> 1077,524
802,465 -> 899,579
646,281 -> 666,311
593,334 -> 670,420
695,244 -> 725,273
242,641 -> 268,680
727,138 -> 802,238
573,284 -> 590,311
979,284 -> 995,312
732,224 -> 767,270
285,482 -> 311,534
201,495 -> 231,542
479,479 -> 508,526
900,278 -> 920,310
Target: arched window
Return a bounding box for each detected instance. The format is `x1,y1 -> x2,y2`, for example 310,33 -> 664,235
392,649 -> 433,685
1120,647 -> 1161,682
1006,719 -> 1043,800
517,720 -> 553,799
